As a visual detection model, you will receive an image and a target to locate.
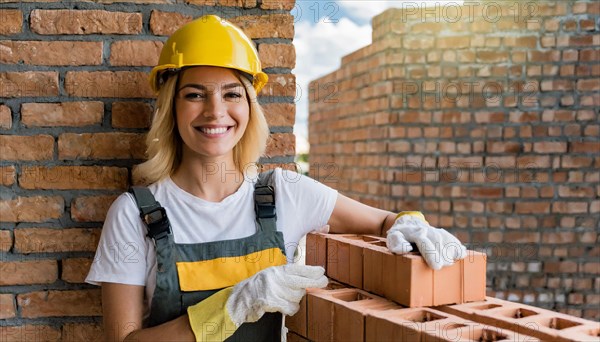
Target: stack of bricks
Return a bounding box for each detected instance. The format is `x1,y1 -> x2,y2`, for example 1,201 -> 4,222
308,1 -> 600,320
0,0 -> 295,339
285,232 -> 600,341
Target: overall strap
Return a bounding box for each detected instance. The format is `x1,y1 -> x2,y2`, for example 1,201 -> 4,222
254,170 -> 277,233
129,186 -> 172,241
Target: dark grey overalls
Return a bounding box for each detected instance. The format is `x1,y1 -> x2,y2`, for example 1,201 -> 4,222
129,171 -> 286,341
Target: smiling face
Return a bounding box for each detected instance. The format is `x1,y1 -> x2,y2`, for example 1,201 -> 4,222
174,66 -> 250,165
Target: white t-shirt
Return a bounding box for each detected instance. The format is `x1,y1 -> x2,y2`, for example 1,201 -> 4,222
85,168 -> 337,318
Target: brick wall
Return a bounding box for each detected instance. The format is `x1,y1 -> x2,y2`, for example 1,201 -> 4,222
309,1 -> 599,320
0,0 -> 295,338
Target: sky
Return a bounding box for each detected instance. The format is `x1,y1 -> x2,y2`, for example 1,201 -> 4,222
292,0 -> 464,153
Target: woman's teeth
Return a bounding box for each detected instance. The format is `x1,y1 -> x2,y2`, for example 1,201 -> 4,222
199,127 -> 228,135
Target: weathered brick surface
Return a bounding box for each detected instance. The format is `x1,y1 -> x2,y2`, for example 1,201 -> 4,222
71,195 -> 118,222
110,40 -> 163,66
62,258 -> 93,283
0,230 -> 12,252
259,43 -> 296,69
21,102 -> 104,127
261,74 -> 296,97
65,71 -> 154,98
17,289 -> 102,318
0,104 -> 12,129
0,260 -> 58,285
1,166 -> 16,186
262,103 -> 295,127
111,101 -> 152,128
30,10 -> 142,35
0,41 -> 102,66
0,72 -> 59,97
266,133 -> 295,157
0,9 -> 22,35
149,10 -> 192,36
0,135 -> 54,161
58,133 -> 146,160
261,0 -> 295,10
230,14 -> 294,39
14,228 -> 101,253
19,166 -> 128,190
0,196 -> 64,223
0,294 -> 15,319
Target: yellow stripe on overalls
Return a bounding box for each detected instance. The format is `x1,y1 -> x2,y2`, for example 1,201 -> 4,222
176,247 -> 287,291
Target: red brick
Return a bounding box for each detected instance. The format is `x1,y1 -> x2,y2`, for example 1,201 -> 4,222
0,230 -> 11,252
17,289 -> 102,318
21,102 -> 104,127
0,325 -> 61,342
0,9 -> 22,35
259,43 -> 295,69
266,133 -> 295,157
0,196 -> 64,223
71,195 -> 118,222
261,103 -> 295,127
533,142 -> 567,153
110,40 -> 163,66
149,10 -> 192,36
230,14 -> 294,39
477,51 -> 509,63
0,260 -> 58,285
0,135 -> 54,161
437,36 -> 470,49
111,101 -> 152,128
65,71 -> 154,98
261,0 -> 294,10
0,72 -> 59,97
0,294 -> 15,319
19,166 -> 128,190
577,79 -> 600,91
62,258 -> 93,284
0,104 -> 11,129
552,201 -> 588,214
260,73 -> 296,97
62,323 -> 103,342
558,186 -> 595,197
30,10 -> 142,35
1,166 -> 16,186
14,228 -> 101,253
515,202 -> 550,214
0,41 -> 102,66
571,142 -> 600,153
58,133 -> 146,160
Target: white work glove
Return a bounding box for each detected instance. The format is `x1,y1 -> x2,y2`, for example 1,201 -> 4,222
386,212 -> 467,270
226,264 -> 328,327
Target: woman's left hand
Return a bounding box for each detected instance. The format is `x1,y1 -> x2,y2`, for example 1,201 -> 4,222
386,212 -> 467,270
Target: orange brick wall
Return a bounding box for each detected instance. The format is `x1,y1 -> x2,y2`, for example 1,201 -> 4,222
309,1 -> 599,320
0,0 -> 296,337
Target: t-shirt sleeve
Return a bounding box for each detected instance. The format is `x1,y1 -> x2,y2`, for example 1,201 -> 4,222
85,193 -> 149,286
273,168 -> 338,236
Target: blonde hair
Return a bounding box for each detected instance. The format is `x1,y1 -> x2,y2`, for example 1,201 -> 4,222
134,70 -> 269,184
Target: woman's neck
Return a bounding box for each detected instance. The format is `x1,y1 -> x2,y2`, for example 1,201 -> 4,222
171,156 -> 244,202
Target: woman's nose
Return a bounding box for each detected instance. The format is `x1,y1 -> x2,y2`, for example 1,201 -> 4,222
202,94 -> 225,118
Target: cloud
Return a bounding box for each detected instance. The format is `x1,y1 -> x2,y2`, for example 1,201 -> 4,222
293,17 -> 371,152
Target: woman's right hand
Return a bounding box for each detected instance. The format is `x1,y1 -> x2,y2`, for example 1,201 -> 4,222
226,264 -> 328,326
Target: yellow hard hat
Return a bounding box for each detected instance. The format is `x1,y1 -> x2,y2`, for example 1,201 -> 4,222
148,15 -> 268,94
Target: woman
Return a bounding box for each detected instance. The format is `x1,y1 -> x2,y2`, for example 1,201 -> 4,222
86,15 -> 466,342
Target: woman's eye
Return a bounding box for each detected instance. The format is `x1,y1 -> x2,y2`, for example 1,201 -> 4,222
225,92 -> 242,99
184,93 -> 205,100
